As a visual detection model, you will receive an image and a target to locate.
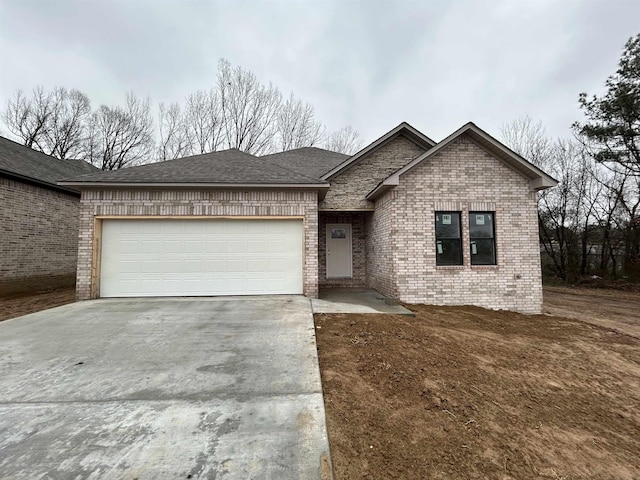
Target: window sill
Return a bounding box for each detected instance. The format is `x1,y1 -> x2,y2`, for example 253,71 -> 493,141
434,265 -> 500,272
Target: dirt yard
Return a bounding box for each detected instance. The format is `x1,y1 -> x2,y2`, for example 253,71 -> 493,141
0,287 -> 76,322
544,286 -> 640,338
315,300 -> 640,479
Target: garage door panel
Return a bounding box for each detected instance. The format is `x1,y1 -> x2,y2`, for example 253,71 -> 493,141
227,241 -> 246,254
162,241 -> 182,254
100,219 -> 303,297
183,259 -> 204,272
140,240 -> 162,254
226,258 -> 247,272
184,240 -> 204,253
162,259 -> 182,271
224,222 -> 248,234
138,260 -> 164,274
203,258 -> 225,271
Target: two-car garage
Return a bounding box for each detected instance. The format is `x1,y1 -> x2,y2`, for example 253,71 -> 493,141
99,218 -> 304,297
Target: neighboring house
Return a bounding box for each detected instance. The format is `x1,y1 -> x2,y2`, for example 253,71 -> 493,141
60,122 -> 557,314
0,136 -> 98,296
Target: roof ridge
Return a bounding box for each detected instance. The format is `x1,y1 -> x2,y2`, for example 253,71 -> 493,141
157,147 -> 259,164
261,146 -> 347,158
261,156 -> 327,183
69,148 -> 261,179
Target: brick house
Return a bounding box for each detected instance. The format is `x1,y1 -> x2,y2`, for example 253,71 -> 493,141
0,136 -> 98,295
60,122 -> 556,314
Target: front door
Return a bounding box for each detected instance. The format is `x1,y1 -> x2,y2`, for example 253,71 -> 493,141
326,224 -> 352,278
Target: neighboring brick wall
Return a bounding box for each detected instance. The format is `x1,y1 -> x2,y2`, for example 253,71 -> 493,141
318,212 -> 366,288
0,177 -> 79,295
320,135 -> 425,210
76,189 -> 318,300
365,191 -> 397,297
386,134 -> 543,314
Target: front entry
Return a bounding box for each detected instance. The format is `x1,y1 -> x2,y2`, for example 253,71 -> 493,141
326,223 -> 352,278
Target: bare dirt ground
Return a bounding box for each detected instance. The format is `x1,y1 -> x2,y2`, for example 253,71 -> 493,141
315,300 -> 640,479
544,286 -> 640,338
0,287 -> 76,322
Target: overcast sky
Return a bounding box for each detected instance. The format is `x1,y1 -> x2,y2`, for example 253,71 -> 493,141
1,0 -> 639,145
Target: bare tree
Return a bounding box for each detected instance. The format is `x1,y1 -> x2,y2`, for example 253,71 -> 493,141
2,59 -> 364,166
218,59 -> 282,155
2,86 -> 91,160
500,116 -> 552,167
157,102 -> 190,161
3,87 -> 54,150
591,166 -> 640,277
275,93 -> 324,151
325,125 -> 362,154
183,89 -> 223,154
45,88 -> 91,160
502,118 -> 602,280
87,93 -> 154,170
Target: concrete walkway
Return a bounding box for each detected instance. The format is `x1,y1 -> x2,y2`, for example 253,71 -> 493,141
312,288 -> 414,315
0,297 -> 331,479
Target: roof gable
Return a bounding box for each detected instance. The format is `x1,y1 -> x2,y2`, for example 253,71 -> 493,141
320,122 -> 436,180
366,122 -> 558,200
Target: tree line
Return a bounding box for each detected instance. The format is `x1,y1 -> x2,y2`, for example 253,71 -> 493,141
1,59 -> 363,170
501,33 -> 640,282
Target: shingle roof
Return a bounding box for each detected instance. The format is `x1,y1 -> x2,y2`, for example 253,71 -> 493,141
62,148 -> 328,185
261,147 -> 349,179
0,136 -> 97,192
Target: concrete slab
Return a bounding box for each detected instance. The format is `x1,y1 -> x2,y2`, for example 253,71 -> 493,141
0,296 -> 331,479
312,288 -> 414,315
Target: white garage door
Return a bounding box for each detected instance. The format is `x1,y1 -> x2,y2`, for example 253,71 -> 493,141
100,219 -> 304,297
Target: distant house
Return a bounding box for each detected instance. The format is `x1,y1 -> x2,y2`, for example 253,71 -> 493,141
61,122 -> 557,314
0,136 -> 98,296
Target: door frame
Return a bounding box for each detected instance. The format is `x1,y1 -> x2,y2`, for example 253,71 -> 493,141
325,223 -> 353,279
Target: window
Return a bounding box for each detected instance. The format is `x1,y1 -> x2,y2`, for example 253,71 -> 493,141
469,212 -> 496,265
435,212 -> 462,265
331,228 -> 346,239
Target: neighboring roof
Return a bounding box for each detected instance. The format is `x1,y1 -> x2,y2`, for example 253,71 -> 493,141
60,148 -> 330,187
0,135 -> 97,194
366,122 -> 559,200
320,122 -> 437,180
261,147 -> 349,179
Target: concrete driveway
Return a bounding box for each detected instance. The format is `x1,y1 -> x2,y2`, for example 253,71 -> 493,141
0,297 -> 331,479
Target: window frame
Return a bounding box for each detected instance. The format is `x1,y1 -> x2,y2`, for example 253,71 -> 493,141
435,211 -> 463,266
469,211 -> 497,266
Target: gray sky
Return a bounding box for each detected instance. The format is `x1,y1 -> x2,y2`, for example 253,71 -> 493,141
1,0 -> 639,144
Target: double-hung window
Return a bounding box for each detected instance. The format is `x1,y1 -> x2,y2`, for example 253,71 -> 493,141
435,212 -> 462,265
469,212 -> 496,265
